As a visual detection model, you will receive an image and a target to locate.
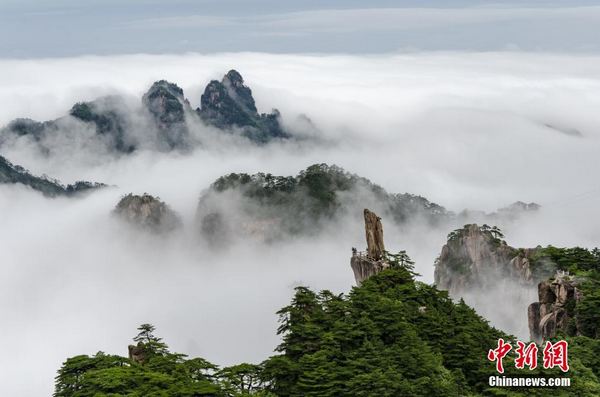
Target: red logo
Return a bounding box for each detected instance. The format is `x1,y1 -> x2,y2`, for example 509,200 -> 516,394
487,338 -> 512,373
515,341 -> 538,370
543,340 -> 569,372
488,339 -> 569,373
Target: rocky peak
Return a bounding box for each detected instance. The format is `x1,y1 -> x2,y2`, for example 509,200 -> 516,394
351,209 -> 390,286
222,69 -> 257,113
114,193 -> 181,233
142,80 -> 189,149
142,80 -> 186,124
198,70 -> 288,142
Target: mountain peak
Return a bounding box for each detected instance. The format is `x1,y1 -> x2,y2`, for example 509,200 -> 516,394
142,80 -> 189,149
144,80 -> 184,100
223,69 -> 244,86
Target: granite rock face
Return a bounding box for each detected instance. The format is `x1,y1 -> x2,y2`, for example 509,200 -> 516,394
434,224 -> 533,295
351,209 -> 390,286
364,209 -> 385,261
433,224 -> 556,339
528,272 -> 582,342
114,193 -> 181,232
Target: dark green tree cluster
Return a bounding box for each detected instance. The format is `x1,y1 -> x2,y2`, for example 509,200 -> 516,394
55,257 -> 600,396
200,164 -> 451,238
54,324 -> 267,397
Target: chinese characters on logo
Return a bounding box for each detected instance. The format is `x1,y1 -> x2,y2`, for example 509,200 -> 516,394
487,339 -> 569,373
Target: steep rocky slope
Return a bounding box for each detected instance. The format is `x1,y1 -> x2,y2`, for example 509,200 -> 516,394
434,224 -> 541,295
198,70 -> 288,142
435,224 -> 600,341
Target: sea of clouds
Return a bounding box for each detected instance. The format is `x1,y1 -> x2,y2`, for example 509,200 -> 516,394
1,52 -> 600,396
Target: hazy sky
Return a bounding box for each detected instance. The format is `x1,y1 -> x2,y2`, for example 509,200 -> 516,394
2,0 -> 600,57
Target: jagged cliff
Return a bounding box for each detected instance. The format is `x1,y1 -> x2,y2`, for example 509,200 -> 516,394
434,224 -> 553,339
198,70 -> 288,143
435,224 -> 600,341
528,272 -> 583,342
434,224 -> 538,295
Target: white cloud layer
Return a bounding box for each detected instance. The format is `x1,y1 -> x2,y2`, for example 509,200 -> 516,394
1,52 -> 599,396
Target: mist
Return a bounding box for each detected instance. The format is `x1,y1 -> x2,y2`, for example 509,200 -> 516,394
1,52 -> 600,396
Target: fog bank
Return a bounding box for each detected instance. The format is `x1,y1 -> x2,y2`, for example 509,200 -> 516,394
1,52 -> 599,396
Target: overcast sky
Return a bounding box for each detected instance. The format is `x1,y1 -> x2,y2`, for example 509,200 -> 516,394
2,0 -> 600,57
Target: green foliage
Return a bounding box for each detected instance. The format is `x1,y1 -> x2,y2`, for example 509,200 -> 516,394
383,250 -> 418,275
201,164 -> 450,238
54,325 -> 224,397
532,245 -> 600,275
576,280 -> 600,338
262,267 -> 509,396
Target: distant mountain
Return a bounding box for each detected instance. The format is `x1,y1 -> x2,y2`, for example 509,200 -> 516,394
196,163 -> 452,242
0,154 -> 105,197
0,70 -> 293,154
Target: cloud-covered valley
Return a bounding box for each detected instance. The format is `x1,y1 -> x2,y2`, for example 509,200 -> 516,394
1,52 -> 600,396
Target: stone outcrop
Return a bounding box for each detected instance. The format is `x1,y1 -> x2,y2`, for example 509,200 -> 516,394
528,271 -> 582,342
351,209 -> 390,286
364,209 -> 385,260
114,193 -> 181,232
128,343 -> 147,364
433,224 -> 558,339
434,224 -> 537,295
